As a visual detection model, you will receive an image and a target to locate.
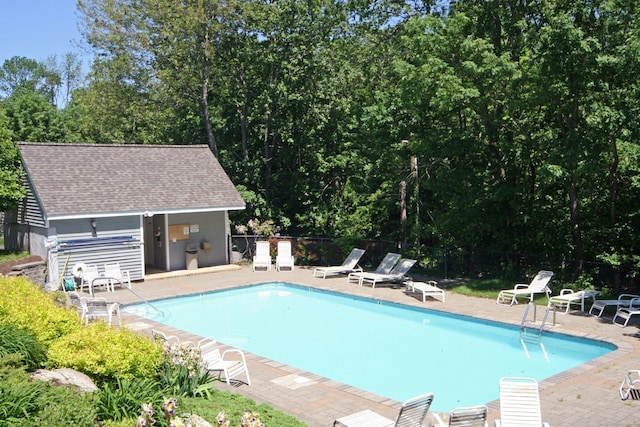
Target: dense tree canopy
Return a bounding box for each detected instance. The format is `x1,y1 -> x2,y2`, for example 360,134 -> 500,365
1,0 -> 639,289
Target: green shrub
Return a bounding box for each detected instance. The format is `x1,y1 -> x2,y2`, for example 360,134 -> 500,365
96,377 -> 166,422
0,356 -> 98,426
47,322 -> 162,381
0,322 -> 46,369
0,363 -> 46,425
0,277 -> 79,345
31,386 -> 98,427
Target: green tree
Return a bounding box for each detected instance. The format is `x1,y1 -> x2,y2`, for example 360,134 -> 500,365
3,90 -> 67,142
0,108 -> 25,211
0,56 -> 61,105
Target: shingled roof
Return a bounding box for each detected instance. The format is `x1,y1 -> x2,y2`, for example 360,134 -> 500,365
18,142 -> 245,219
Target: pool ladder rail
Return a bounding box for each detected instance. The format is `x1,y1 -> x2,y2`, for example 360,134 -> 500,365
519,302 -> 550,361
106,277 -> 165,319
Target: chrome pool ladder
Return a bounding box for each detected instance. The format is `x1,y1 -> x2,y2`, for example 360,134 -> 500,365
519,302 -> 550,361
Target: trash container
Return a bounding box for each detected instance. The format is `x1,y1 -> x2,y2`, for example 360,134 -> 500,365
185,247 -> 198,270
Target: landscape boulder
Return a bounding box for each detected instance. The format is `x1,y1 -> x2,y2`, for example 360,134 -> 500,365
30,368 -> 98,392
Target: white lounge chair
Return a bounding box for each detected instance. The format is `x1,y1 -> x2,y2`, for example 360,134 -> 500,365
430,405 -> 488,427
275,241 -> 295,272
347,252 -> 401,284
548,289 -> 599,314
80,297 -> 120,327
496,271 -> 553,306
313,248 -> 366,279
495,377 -> 549,427
619,370 -> 640,400
198,337 -> 251,386
252,241 -> 272,271
104,262 -> 132,289
589,293 -> 640,317
612,298 -> 640,327
356,258 -> 418,288
333,392 -> 435,427
406,280 -> 445,303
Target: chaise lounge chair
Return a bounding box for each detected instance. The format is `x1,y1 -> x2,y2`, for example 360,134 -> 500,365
347,252 -> 401,285
252,241 -> 272,271
612,298 -> 640,327
333,392 -> 435,427
313,248 -> 366,279
275,241 -> 295,272
589,293 -> 640,317
430,405 -> 488,427
619,370 -> 640,400
198,337 -> 251,386
548,288 -> 599,314
495,377 -> 549,427
496,271 -> 553,306
355,258 -> 418,288
406,280 -> 446,303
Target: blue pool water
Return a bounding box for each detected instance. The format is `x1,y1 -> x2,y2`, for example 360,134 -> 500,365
125,282 -> 615,411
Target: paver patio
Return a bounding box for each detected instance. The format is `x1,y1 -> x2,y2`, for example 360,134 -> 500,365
100,264 -> 640,427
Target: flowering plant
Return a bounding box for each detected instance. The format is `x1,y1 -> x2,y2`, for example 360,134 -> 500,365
235,218 -> 279,237
216,409 -> 265,427
136,403 -> 156,427
136,398 -> 266,427
164,342 -> 202,378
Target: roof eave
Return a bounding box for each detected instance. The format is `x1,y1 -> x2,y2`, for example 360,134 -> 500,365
47,204 -> 246,221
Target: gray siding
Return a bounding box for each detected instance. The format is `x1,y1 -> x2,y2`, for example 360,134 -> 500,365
16,183 -> 45,227
168,211 -> 228,270
53,216 -> 144,281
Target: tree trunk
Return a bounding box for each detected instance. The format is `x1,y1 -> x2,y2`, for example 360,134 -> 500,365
199,84 -> 218,158
568,172 -> 584,278
609,137 -> 622,293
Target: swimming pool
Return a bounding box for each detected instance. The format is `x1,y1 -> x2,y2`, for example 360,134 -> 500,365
125,282 -> 616,411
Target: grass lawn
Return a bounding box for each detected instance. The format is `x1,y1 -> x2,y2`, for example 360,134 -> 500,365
448,277 -> 553,306
0,249 -> 31,262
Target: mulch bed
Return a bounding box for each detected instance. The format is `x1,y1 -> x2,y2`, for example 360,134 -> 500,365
0,256 -> 44,276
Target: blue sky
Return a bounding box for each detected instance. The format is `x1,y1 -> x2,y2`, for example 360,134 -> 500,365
0,1 -> 90,70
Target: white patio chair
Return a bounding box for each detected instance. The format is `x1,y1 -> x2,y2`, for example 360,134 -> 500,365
80,297 -> 120,327
275,240 -> 295,272
198,337 -> 251,386
252,241 -> 272,271
589,293 -> 640,317
619,370 -> 640,400
612,297 -> 640,327
104,262 -> 132,289
495,377 -> 549,427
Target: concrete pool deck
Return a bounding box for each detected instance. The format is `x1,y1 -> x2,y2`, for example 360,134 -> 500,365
103,265 -> 640,427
